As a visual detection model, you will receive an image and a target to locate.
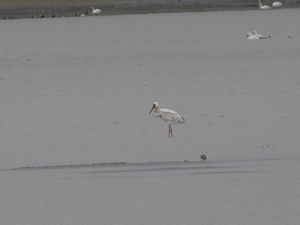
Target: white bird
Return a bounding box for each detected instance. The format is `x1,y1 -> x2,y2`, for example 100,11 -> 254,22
272,1 -> 283,7
91,6 -> 102,15
149,102 -> 185,137
247,30 -> 270,39
258,0 -> 272,9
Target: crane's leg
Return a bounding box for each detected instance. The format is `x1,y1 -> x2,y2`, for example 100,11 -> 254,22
168,125 -> 173,137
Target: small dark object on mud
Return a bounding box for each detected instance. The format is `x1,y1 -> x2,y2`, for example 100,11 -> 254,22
200,154 -> 207,160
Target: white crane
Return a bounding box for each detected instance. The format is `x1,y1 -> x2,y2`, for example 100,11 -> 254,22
247,30 -> 270,39
259,0 -> 272,9
272,1 -> 283,7
91,6 -> 102,15
149,102 -> 185,137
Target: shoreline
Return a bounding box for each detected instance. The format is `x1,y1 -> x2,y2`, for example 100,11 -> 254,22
1,1 -> 300,19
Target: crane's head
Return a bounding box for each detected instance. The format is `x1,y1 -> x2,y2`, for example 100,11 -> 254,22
149,102 -> 159,114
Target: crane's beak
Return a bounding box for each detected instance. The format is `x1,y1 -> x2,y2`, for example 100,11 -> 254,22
149,105 -> 155,114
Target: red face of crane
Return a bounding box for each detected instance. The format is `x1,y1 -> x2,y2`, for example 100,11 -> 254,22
149,104 -> 155,114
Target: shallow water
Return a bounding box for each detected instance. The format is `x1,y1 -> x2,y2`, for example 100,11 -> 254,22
1,9 -> 300,224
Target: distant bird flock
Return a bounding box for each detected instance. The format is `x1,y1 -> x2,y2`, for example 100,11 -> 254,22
258,0 -> 283,9
247,1 -> 284,40
3,1 -> 285,20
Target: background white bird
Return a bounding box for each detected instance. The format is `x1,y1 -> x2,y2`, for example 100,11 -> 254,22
247,30 -> 270,39
272,1 -> 283,7
91,6 -> 102,15
259,0 -> 272,9
149,102 -> 185,137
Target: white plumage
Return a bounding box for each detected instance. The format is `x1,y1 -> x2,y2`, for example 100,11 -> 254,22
259,0 -> 272,9
91,6 -> 102,15
149,102 -> 185,137
247,30 -> 270,39
272,1 -> 283,7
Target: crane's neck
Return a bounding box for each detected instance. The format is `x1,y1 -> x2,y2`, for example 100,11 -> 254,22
152,107 -> 161,117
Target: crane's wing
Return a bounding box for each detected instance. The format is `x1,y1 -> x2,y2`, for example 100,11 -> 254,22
159,108 -> 185,123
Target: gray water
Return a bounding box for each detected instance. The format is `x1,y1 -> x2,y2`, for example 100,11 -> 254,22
1,9 -> 300,224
